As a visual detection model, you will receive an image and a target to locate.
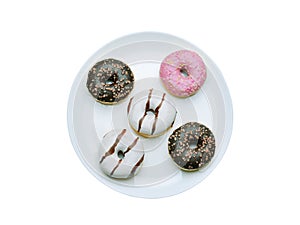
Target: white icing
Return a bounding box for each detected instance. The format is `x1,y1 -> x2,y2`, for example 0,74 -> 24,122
127,89 -> 177,137
100,129 -> 144,179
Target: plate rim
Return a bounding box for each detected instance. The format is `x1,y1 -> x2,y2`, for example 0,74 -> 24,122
67,31 -> 233,198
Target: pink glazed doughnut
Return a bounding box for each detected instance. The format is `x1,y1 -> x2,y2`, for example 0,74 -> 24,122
160,50 -> 207,97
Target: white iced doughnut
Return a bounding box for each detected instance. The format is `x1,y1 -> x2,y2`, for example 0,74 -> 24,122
99,129 -> 144,179
127,88 -> 177,137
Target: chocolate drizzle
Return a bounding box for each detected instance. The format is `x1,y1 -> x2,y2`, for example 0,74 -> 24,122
170,113 -> 177,128
137,89 -> 153,132
99,129 -> 126,163
124,137 -> 139,154
110,159 -> 122,176
127,97 -> 133,114
129,154 -> 144,177
151,93 -> 166,135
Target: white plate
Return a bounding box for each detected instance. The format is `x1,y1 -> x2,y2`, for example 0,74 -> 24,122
67,32 -> 233,198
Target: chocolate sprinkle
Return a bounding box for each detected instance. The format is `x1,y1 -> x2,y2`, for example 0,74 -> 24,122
168,122 -> 216,171
86,58 -> 134,104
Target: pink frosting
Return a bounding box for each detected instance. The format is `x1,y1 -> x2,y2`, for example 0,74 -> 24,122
159,50 -> 207,97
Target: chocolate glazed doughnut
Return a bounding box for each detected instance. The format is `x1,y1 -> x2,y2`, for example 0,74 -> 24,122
86,58 -> 134,104
168,122 -> 216,171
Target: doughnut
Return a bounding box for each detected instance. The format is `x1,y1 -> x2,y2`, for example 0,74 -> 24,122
160,50 -> 207,97
168,122 -> 215,171
99,129 -> 144,179
127,88 -> 177,138
86,58 -> 134,104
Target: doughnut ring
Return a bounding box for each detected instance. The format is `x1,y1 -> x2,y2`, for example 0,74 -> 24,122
127,88 -> 177,138
99,129 -> 144,179
168,122 -> 215,171
86,58 -> 134,104
160,50 -> 206,97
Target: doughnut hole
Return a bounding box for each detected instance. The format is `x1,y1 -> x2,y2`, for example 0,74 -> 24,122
145,109 -> 155,118
187,135 -> 203,150
117,150 -> 125,159
106,73 -> 118,85
189,143 -> 197,150
179,67 -> 189,77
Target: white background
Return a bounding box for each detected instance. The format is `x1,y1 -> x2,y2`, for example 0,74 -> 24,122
0,0 -> 299,224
